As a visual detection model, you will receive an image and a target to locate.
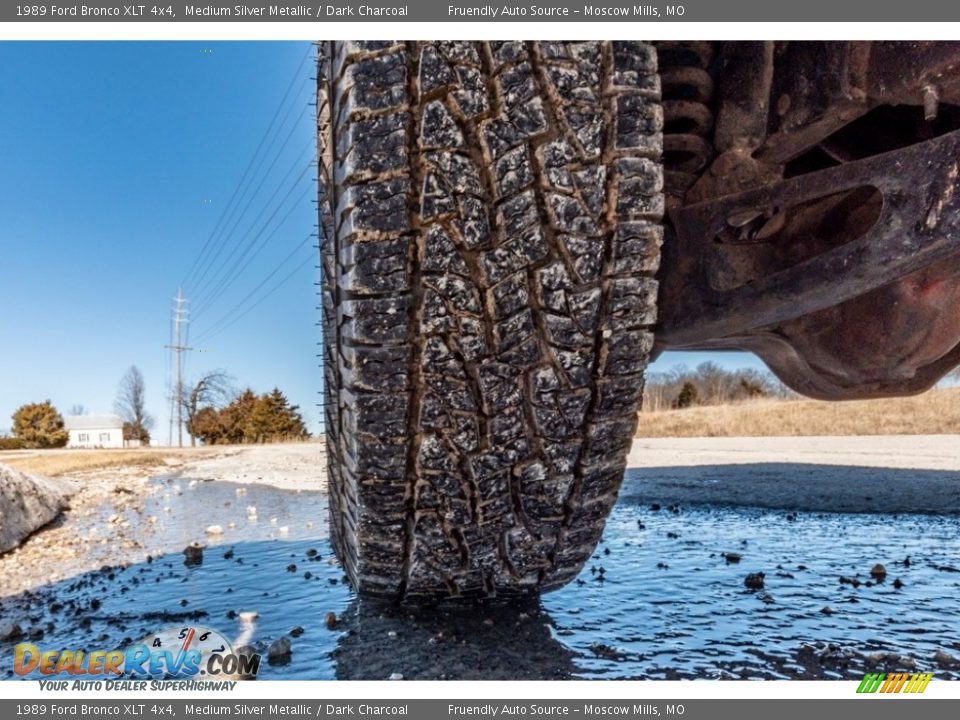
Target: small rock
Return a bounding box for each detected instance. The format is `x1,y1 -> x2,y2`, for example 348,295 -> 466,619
744,572 -> 765,590
933,650 -> 959,668
226,610 -> 238,619
482,619 -> 494,627
387,630 -> 398,638
723,552 -> 742,564
205,525 -> 224,535
267,637 -> 292,665
388,673 -> 403,681
820,606 -> 834,615
236,487 -> 247,496
290,626 -> 304,637
839,576 -> 861,588
893,578 -> 904,589
306,548 -> 318,558
0,622 -> 23,642
246,506 -> 257,519
286,564 -> 297,573
760,593 -> 775,604
325,612 -> 337,630
183,544 -> 203,567
589,642 -> 624,660
870,564 -> 887,581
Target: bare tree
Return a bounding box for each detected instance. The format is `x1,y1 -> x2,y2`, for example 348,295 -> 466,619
181,370 -> 235,447
115,365 -> 154,444
68,403 -> 87,416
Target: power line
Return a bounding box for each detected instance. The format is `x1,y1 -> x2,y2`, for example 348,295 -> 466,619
187,105 -> 313,306
181,45 -> 314,292
191,231 -> 315,343
186,98 -> 310,300
191,250 -> 316,346
190,151 -> 315,320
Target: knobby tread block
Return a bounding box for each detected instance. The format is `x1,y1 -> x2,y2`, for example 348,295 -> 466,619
318,41 -> 663,600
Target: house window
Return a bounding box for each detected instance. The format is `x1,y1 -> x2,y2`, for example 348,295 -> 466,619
78,433 -> 89,442
100,433 -> 111,443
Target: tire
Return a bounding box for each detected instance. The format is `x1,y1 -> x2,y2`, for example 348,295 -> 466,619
318,41 -> 663,600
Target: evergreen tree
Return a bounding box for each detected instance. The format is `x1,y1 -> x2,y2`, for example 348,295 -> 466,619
12,401 -> 69,448
675,382 -> 699,409
246,388 -> 309,443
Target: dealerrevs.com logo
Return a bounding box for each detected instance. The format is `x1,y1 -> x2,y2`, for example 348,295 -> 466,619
856,672 -> 934,694
13,625 -> 260,688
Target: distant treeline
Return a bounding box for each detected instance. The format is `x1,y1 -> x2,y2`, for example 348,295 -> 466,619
642,362 -> 794,412
188,388 -> 310,445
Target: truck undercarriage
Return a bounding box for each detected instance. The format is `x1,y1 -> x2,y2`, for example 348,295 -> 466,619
655,41 -> 960,399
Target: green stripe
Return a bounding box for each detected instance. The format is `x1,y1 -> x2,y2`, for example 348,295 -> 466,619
857,673 -> 885,693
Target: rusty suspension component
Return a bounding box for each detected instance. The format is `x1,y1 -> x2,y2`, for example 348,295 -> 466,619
656,42 -> 716,201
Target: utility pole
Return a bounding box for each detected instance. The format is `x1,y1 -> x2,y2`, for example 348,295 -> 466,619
165,288 -> 192,447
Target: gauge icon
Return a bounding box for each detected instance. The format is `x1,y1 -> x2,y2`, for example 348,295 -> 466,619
124,625 -> 234,678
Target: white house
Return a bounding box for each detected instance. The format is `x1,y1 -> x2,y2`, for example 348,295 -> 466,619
64,415 -> 125,449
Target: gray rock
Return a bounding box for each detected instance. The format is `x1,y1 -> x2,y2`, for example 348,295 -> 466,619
267,637 -> 292,665
0,463 -> 74,553
0,621 -> 23,642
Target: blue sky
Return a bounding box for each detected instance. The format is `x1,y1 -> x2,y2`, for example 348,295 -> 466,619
0,41 -> 761,442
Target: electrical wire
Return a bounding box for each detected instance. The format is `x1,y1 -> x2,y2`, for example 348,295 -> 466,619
191,240 -> 316,345
181,44 -> 313,291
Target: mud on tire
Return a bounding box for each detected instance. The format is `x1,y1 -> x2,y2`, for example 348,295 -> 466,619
318,41 -> 663,599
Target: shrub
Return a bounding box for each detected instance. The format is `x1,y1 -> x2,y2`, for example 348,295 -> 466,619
11,401 -> 69,448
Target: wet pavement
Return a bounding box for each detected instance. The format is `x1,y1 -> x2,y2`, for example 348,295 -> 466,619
2,470 -> 959,680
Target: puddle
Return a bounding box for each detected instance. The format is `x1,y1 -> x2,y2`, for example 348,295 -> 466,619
543,501 -> 960,679
3,474 -> 959,680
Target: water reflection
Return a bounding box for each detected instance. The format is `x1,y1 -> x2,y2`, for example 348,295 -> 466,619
333,596 -> 575,680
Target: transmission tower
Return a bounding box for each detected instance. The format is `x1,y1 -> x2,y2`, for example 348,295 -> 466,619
165,288 -> 192,447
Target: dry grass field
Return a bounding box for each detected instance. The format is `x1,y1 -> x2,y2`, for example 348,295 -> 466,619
636,387 -> 960,437
0,447 -> 215,477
